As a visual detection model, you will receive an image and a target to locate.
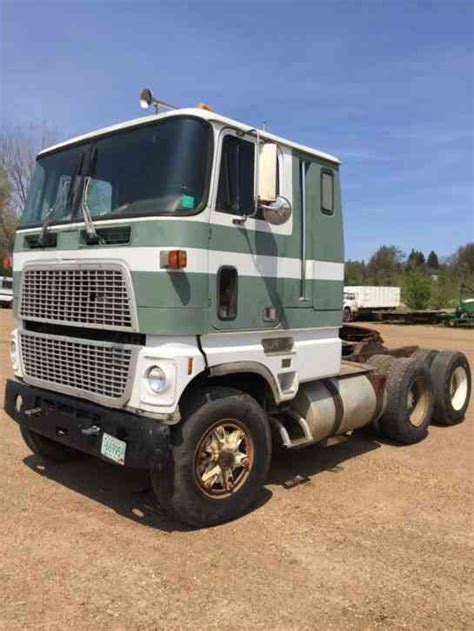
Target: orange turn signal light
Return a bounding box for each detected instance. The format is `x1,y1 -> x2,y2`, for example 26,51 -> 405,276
2,254 -> 12,272
161,249 -> 187,270
197,102 -> 213,112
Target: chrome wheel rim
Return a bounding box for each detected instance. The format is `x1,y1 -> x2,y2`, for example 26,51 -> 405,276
450,366 -> 468,411
407,376 -> 430,427
194,419 -> 254,499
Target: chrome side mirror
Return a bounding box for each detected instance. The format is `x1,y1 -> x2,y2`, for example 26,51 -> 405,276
260,195 -> 292,225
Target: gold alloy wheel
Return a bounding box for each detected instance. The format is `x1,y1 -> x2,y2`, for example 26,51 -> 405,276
407,376 -> 430,427
194,419 -> 254,499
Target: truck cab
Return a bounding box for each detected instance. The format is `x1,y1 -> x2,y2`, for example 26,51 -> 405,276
5,100 -> 471,527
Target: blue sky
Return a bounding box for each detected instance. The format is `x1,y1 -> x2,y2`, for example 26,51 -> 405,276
1,0 -> 473,260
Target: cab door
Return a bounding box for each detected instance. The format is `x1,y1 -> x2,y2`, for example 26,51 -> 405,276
208,130 -> 288,331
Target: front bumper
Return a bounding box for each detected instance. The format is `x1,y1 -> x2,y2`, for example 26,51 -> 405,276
5,380 -> 170,469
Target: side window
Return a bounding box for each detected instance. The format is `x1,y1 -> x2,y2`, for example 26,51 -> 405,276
321,169 -> 334,215
217,267 -> 238,320
217,136 -> 255,215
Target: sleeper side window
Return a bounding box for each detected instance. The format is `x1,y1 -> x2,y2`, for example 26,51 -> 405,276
216,136 -> 255,216
321,169 -> 334,215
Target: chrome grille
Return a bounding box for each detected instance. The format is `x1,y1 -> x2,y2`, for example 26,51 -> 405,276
19,331 -> 136,406
19,263 -> 136,331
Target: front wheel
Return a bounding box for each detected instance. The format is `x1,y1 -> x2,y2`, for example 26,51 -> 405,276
343,307 -> 352,322
150,386 -> 272,528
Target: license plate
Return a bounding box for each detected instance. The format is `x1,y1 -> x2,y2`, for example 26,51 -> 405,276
101,432 -> 127,465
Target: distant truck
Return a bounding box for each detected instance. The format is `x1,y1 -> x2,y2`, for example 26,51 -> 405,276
343,286 -> 401,322
0,276 -> 13,308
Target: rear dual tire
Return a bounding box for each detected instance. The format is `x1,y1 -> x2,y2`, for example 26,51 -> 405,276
367,356 -> 434,443
380,358 -> 434,444
430,351 -> 471,425
407,349 -> 470,425
367,350 -> 471,442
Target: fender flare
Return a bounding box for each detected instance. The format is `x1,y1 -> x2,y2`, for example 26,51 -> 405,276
208,361 -> 281,404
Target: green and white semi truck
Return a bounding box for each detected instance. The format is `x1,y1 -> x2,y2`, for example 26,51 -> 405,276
4,95 -> 471,527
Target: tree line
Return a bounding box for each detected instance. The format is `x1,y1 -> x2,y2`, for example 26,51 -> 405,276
346,244 -> 474,309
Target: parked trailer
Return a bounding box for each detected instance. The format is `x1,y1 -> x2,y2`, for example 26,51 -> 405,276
343,285 -> 401,322
4,91 -> 471,527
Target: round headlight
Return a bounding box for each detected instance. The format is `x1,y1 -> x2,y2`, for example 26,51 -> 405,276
146,366 -> 167,393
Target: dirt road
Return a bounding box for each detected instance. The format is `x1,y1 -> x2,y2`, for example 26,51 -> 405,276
0,310 -> 472,630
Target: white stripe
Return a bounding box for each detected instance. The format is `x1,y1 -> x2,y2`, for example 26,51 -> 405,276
13,247 -> 343,281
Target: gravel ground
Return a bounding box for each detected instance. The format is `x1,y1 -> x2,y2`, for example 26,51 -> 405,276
0,309 -> 472,630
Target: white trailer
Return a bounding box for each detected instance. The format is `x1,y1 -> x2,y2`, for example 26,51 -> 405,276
343,286 -> 400,321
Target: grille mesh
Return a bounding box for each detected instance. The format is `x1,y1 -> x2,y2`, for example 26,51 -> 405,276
19,266 -> 134,330
20,331 -> 134,403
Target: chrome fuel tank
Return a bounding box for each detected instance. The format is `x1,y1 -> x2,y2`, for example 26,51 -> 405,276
289,371 -> 383,444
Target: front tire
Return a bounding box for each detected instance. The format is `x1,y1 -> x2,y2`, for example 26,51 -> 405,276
343,307 -> 352,322
150,386 -> 272,528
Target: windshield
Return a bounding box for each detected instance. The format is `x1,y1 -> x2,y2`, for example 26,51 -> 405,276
20,116 -> 212,227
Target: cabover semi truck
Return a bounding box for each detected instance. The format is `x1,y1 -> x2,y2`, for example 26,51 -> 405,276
4,92 -> 471,527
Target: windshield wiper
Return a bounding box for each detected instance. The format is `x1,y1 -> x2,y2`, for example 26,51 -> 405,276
81,176 -> 104,244
37,207 -> 55,247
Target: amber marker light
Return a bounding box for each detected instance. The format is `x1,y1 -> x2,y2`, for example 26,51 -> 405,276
2,254 -> 12,272
160,250 -> 187,270
197,102 -> 213,111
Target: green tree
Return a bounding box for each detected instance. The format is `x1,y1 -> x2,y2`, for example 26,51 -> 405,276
427,250 -> 439,270
403,269 -> 431,309
452,243 -> 474,280
430,272 -> 459,309
366,245 -> 404,285
407,249 -> 426,270
345,260 -> 366,285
